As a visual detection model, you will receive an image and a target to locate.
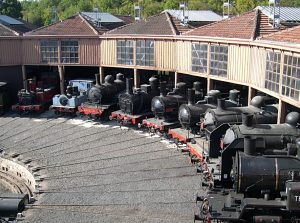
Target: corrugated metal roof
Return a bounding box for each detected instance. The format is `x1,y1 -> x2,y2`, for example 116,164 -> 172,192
163,10 -> 222,22
0,15 -> 23,25
80,12 -> 123,23
256,6 -> 300,22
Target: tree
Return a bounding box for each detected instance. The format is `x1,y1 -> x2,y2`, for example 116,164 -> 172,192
0,0 -> 22,18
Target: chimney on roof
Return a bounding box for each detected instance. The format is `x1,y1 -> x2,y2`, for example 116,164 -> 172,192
269,0 -> 281,29
134,5 -> 142,21
223,0 -> 231,19
179,3 -> 188,26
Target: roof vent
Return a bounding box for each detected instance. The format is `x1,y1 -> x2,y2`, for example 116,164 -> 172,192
93,8 -> 101,27
179,3 -> 188,26
134,5 -> 142,21
269,0 -> 281,28
223,0 -> 231,19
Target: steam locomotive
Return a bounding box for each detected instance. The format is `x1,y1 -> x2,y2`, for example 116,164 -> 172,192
77,73 -> 125,119
200,96 -> 278,157
178,89 -> 241,133
12,74 -> 58,115
110,77 -> 159,125
50,79 -> 94,115
195,137 -> 300,223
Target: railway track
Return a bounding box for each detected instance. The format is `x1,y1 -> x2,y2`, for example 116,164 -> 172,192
0,113 -> 205,223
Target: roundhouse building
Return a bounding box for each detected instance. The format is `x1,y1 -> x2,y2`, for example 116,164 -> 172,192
0,9 -> 300,121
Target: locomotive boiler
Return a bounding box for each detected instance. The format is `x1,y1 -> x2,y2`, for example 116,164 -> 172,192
51,79 -> 94,115
151,81 -> 188,122
77,73 -> 125,119
178,89 -> 240,132
195,137 -> 300,223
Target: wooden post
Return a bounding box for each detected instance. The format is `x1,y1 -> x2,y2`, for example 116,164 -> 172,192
277,99 -> 286,124
174,72 -> 179,88
99,66 -> 104,84
207,78 -> 214,93
21,65 -> 26,89
58,65 -> 65,94
248,87 -> 256,105
134,68 -> 140,88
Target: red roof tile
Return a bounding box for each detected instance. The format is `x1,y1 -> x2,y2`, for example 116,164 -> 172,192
26,14 -> 99,36
260,24 -> 300,44
184,10 -> 284,40
106,12 -> 193,36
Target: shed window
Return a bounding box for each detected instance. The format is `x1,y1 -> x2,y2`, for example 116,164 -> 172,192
282,55 -> 300,101
117,40 -> 134,65
136,40 -> 154,66
40,40 -> 58,63
192,43 -> 208,73
265,51 -> 281,93
61,40 -> 79,63
210,45 -> 228,77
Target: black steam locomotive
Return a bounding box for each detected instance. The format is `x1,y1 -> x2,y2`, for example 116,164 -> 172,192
151,81 -> 188,122
218,112 -> 300,187
110,77 -> 159,124
195,137 -> 300,223
77,73 -> 125,119
178,89 -> 241,133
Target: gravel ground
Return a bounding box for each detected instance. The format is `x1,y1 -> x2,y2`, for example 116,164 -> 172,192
0,111 -> 205,223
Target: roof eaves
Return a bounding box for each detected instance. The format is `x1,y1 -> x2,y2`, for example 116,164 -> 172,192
165,12 -> 178,35
252,9 -> 260,40
78,13 -> 99,35
0,23 -> 19,36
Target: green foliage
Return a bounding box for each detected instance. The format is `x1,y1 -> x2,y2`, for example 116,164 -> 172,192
20,0 -> 300,27
0,0 -> 22,18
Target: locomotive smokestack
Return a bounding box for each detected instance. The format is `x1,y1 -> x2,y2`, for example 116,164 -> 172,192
188,88 -> 195,105
126,78 -> 133,95
149,77 -> 158,92
244,136 -> 256,156
242,113 -> 253,127
24,79 -> 29,93
193,81 -> 201,92
217,99 -> 225,110
95,73 -> 100,86
229,89 -> 240,102
160,82 -> 166,97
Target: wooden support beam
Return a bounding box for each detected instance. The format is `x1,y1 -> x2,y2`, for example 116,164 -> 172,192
174,72 -> 179,88
21,65 -> 26,89
99,66 -> 104,84
277,99 -> 286,124
58,65 -> 65,94
207,78 -> 214,93
134,69 -> 140,88
248,87 -> 256,106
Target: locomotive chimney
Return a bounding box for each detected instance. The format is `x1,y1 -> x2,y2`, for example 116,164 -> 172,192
95,73 -> 100,86
217,99 -> 225,110
160,82 -> 167,97
126,78 -> 133,95
242,113 -> 253,128
149,76 -> 158,92
229,89 -> 240,102
24,79 -> 29,92
193,81 -> 201,92
244,136 -> 256,156
188,88 -> 195,105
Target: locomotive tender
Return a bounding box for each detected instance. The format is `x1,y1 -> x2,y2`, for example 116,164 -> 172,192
77,73 -> 125,119
51,79 -> 94,115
